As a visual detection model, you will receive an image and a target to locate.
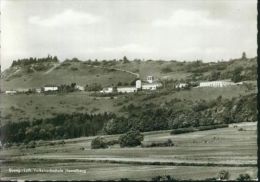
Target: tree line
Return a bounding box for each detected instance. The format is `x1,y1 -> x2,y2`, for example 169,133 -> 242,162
11,55 -> 59,67
0,93 -> 256,144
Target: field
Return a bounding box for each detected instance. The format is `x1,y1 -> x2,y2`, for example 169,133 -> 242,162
0,122 -> 257,181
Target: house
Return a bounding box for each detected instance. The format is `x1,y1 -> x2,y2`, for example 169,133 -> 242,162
117,86 -> 137,93
199,80 -> 235,88
100,87 -> 113,93
147,76 -> 155,83
142,82 -> 162,90
76,85 -> 84,91
36,88 -> 41,93
5,90 -> 17,95
136,80 -> 142,89
43,86 -> 58,92
175,83 -> 187,89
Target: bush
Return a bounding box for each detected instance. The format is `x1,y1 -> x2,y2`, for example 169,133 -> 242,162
142,139 -> 174,148
91,137 -> 108,149
119,130 -> 144,147
106,139 -> 119,146
26,141 -> 36,148
218,170 -> 230,180
170,127 -> 196,135
170,124 -> 229,135
161,67 -> 173,73
236,173 -> 251,181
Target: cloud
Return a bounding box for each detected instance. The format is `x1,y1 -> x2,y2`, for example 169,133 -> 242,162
28,9 -> 101,27
152,10 -> 222,27
101,44 -> 153,53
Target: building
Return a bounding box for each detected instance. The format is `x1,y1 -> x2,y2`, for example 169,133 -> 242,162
17,88 -> 29,93
136,80 -> 142,89
100,87 -> 113,93
199,80 -> 235,88
117,87 -> 137,93
36,88 -> 41,93
142,82 -> 162,90
147,76 -> 155,83
76,85 -> 84,91
5,90 -> 17,95
175,83 -> 187,89
43,86 -> 58,92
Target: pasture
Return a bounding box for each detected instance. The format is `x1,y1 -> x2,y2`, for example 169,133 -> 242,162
0,122 -> 257,181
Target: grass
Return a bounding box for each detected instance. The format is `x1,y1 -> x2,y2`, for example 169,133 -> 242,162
2,61 -> 136,89
0,122 -> 257,180
0,83 -> 256,124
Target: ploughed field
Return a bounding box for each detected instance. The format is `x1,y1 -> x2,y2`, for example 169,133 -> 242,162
0,122 -> 257,181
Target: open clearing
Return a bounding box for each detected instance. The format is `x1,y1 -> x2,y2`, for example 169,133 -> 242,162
0,122 -> 257,181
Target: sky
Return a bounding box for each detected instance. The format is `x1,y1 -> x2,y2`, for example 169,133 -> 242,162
0,0 -> 257,70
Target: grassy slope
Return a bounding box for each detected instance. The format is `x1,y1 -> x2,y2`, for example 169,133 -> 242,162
0,83 -> 256,124
1,61 -> 136,89
0,122 -> 257,180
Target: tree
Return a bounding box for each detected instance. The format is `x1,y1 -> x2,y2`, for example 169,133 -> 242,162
231,66 -> 243,83
209,71 -> 220,81
236,173 -> 251,181
119,130 -> 143,147
123,56 -> 129,63
242,52 -> 247,59
218,170 -> 230,180
91,137 -> 108,149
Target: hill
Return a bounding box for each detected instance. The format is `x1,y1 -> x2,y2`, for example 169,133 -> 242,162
1,56 -> 257,90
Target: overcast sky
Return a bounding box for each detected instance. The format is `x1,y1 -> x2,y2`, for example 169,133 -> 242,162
1,0 -> 257,70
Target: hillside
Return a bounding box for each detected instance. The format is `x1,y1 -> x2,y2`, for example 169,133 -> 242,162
0,56 -> 257,125
1,56 -> 257,90
1,60 -> 137,90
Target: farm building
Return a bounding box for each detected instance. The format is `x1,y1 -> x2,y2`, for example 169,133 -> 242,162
199,80 -> 236,87
100,87 -> 113,93
43,86 -> 58,92
117,86 -> 137,93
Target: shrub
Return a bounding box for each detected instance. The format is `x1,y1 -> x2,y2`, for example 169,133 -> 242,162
238,128 -> 244,131
236,173 -> 251,181
106,139 -> 119,146
170,127 -> 196,135
161,67 -> 173,73
142,139 -> 174,148
26,141 -> 36,148
119,130 -> 144,147
91,137 -> 108,149
218,170 -> 230,180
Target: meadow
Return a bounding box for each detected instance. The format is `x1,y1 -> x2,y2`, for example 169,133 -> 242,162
0,83 -> 256,124
0,122 -> 257,181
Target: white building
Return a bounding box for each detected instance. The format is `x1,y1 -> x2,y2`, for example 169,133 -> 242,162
117,87 -> 137,93
142,82 -> 162,90
199,81 -> 235,88
100,87 -> 113,93
36,88 -> 41,93
175,83 -> 187,89
43,86 -> 58,92
76,85 -> 84,91
136,80 -> 142,89
17,88 -> 29,93
147,76 -> 154,83
5,90 -> 17,95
